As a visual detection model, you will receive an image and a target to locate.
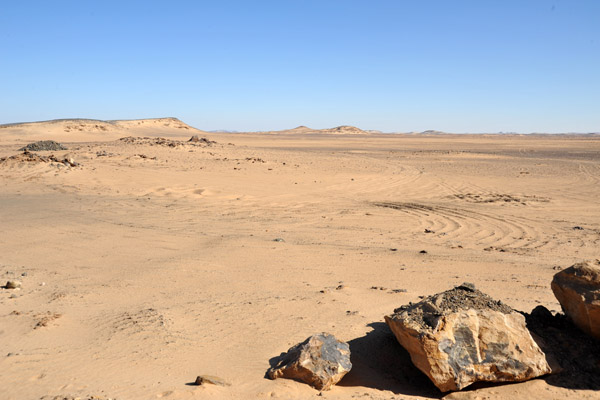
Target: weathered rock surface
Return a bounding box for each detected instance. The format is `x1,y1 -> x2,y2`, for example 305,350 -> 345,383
194,375 -> 230,386
551,260 -> 600,339
267,332 -> 351,391
5,280 -> 22,289
385,284 -> 551,392
188,135 -> 214,145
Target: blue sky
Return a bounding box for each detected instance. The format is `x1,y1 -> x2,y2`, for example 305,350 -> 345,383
1,1 -> 598,132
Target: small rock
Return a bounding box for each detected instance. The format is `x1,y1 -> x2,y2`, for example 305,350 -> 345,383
572,226 -> 584,230
419,250 -> 428,254
390,248 -> 398,251
21,272 -> 27,277
455,282 -> 476,292
194,375 -> 231,386
424,229 -> 435,233
551,260 -> 600,339
267,333 -> 351,391
335,285 -> 345,290
5,280 -> 22,289
273,238 -> 285,242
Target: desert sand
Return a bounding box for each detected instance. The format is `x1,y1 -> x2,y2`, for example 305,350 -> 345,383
0,118 -> 599,399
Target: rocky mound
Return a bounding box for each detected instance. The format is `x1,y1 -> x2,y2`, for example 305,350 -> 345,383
321,125 -> 368,135
119,136 -> 215,147
0,151 -> 78,167
19,140 -> 67,151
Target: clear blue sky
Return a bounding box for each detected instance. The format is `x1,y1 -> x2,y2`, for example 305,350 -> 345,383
1,1 -> 598,133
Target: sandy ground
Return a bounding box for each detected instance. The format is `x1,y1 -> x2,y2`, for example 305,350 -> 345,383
0,119 -> 599,400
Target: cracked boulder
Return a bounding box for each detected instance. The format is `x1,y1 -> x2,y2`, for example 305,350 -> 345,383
551,260 -> 600,339
267,332 -> 351,390
385,284 -> 551,392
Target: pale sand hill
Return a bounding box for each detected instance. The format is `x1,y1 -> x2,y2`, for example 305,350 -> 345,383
1,122 -> 600,400
0,117 -> 206,143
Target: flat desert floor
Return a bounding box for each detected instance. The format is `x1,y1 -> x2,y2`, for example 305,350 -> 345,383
1,121 -> 599,399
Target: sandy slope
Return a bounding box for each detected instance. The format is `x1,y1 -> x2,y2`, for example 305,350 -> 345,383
0,121 -> 599,400
0,118 -> 205,142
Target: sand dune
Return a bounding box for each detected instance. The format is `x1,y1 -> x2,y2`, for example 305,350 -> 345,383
1,120 -> 600,399
0,117 -> 205,143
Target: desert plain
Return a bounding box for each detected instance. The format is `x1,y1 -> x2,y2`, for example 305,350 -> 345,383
0,118 -> 599,399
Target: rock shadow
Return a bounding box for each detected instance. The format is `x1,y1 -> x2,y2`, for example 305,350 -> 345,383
524,306 -> 600,391
337,322 -> 442,398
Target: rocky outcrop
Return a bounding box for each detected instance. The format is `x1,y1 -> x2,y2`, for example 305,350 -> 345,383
267,333 -> 351,391
385,284 -> 551,392
18,140 -> 67,151
551,260 -> 600,340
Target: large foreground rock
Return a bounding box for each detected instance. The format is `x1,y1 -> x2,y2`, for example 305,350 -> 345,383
267,333 -> 351,391
385,284 -> 551,392
551,260 -> 600,339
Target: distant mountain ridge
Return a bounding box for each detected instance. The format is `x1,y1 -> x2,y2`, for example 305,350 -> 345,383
252,125 -> 370,135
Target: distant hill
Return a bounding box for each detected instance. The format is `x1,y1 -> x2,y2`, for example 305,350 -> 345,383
0,117 -> 207,141
252,125 -> 370,135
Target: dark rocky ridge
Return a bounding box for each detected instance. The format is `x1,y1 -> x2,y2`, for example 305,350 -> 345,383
19,140 -> 67,151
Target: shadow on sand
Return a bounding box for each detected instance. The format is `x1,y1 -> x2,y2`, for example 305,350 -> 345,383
525,306 -> 600,391
336,322 -> 442,398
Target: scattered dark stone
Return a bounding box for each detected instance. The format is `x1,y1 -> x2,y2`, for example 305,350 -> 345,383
19,140 -> 66,151
188,135 -> 215,145
572,226 -> 584,230
335,285 -> 345,290
245,157 -> 266,163
390,248 -> 398,251
0,151 -> 79,167
390,288 -> 408,293
419,250 -> 428,254
424,229 -> 435,233
21,272 -> 27,277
